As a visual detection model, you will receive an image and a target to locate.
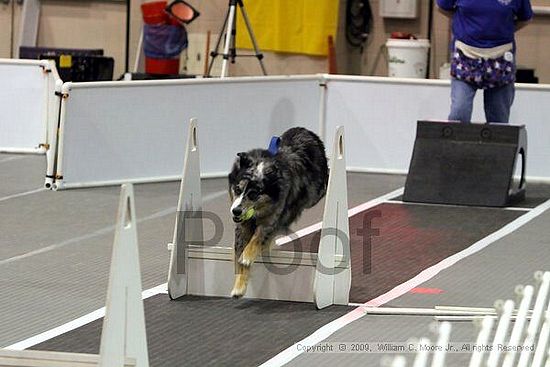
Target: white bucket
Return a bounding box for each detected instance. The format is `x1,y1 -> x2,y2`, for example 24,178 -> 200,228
439,62 -> 451,79
386,38 -> 430,78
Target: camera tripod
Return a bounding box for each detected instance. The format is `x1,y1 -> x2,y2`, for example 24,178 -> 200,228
206,0 -> 267,78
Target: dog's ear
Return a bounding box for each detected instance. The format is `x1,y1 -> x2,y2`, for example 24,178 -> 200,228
236,152 -> 250,167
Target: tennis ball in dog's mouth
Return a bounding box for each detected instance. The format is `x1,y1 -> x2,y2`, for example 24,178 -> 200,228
240,207 -> 255,221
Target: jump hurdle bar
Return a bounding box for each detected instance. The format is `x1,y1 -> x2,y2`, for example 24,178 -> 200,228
0,184 -> 149,367
167,119 -> 351,309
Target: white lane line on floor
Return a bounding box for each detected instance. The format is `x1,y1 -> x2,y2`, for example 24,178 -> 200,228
275,187 -> 404,246
0,188 -> 46,203
388,199 -> 533,212
0,190 -> 227,266
260,197 -> 550,367
0,156 -> 27,164
3,284 -> 168,350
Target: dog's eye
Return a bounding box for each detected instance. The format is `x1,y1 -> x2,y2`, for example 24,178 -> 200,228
234,187 -> 242,195
247,190 -> 259,200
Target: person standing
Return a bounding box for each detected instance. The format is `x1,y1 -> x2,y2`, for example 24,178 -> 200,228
437,0 -> 533,123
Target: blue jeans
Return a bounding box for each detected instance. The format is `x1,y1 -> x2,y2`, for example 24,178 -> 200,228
448,78 -> 515,123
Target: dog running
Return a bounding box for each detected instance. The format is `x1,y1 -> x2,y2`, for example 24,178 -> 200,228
228,127 -> 329,298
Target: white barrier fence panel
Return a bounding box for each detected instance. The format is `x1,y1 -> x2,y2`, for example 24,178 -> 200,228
53,76 -> 322,189
0,59 -> 60,154
50,74 -> 550,189
324,75 -> 550,181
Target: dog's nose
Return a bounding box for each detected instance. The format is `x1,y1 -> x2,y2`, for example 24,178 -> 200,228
232,207 -> 242,217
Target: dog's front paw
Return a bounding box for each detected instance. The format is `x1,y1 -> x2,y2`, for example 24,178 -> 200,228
231,285 -> 246,299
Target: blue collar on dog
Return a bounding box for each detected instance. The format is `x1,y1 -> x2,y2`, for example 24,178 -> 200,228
267,136 -> 281,156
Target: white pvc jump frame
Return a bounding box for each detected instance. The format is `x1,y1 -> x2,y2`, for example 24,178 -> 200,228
167,119 -> 351,309
0,184 -> 149,367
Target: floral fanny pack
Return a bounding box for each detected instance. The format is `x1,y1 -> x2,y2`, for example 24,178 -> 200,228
450,48 -> 516,89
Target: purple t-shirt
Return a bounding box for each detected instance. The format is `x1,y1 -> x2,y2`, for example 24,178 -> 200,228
437,0 -> 533,48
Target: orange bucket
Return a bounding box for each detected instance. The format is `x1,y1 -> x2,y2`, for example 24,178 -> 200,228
145,57 -> 180,75
141,1 -> 169,25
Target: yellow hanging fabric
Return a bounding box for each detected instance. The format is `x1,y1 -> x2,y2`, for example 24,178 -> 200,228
236,0 -> 339,56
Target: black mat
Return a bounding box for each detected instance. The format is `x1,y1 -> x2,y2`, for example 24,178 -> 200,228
33,295 -> 351,367
280,203 -> 523,303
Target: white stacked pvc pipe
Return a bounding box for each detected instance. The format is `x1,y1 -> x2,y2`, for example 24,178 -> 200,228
468,316 -> 495,367
518,271 -> 550,367
431,322 -> 451,367
381,356 -> 407,367
412,338 -> 431,367
487,299 -> 515,367
434,315 -> 532,322
435,306 -> 497,313
362,307 -> 498,317
532,311 -> 550,367
436,305 -> 533,315
502,285 -> 535,367
392,356 -> 407,367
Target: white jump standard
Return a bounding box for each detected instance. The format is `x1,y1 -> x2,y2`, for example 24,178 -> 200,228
167,119 -> 351,309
